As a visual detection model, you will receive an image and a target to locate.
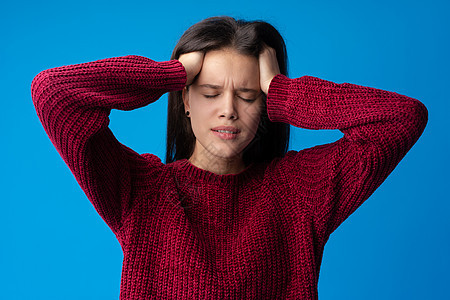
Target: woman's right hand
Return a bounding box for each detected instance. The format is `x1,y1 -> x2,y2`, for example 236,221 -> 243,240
178,51 -> 204,86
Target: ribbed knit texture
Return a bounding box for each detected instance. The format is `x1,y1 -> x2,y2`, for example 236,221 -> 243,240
31,55 -> 427,299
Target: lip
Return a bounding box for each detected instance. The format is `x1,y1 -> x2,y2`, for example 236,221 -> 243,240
211,126 -> 241,133
211,126 -> 241,140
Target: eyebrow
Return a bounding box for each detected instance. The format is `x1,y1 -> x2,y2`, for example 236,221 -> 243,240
198,84 -> 259,93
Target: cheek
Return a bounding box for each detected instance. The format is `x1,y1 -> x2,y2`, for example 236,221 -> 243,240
191,100 -> 214,121
243,106 -> 262,134
189,100 -> 213,135
189,92 -> 213,116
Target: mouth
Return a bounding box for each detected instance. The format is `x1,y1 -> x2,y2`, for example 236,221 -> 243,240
211,126 -> 241,134
213,129 -> 238,134
211,127 -> 241,140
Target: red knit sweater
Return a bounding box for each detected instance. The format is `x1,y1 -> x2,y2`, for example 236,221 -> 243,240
31,55 -> 427,299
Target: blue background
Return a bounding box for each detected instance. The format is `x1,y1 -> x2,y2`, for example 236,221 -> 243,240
1,0 -> 448,299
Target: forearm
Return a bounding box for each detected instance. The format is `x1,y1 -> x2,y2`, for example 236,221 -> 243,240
267,74 -> 427,153
31,55 -> 186,113
267,74 -> 426,132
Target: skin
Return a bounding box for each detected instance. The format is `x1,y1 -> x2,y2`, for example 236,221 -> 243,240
178,46 -> 280,175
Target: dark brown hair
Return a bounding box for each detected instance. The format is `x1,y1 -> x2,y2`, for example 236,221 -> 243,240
166,16 -> 290,165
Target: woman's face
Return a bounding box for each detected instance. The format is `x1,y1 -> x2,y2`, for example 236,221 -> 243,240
183,48 -> 263,169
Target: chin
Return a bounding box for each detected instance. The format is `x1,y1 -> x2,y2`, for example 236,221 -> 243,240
213,150 -> 244,162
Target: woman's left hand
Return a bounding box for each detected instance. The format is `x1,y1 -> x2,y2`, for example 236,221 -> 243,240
259,45 -> 281,95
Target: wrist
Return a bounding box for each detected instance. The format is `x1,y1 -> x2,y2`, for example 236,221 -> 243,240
262,74 -> 278,95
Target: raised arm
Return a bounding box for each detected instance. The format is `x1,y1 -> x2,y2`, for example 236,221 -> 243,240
266,72 -> 427,238
31,55 -> 186,235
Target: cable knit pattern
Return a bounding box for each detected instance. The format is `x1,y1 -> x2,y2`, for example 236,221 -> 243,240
31,56 -> 427,299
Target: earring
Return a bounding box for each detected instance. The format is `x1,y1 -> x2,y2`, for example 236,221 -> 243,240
185,111 -> 190,117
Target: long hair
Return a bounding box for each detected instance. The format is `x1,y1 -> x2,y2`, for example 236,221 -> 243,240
166,16 -> 290,166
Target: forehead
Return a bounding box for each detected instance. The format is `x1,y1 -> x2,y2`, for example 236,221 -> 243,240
197,49 -> 260,87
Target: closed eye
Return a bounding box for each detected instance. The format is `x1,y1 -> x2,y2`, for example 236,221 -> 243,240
203,94 -> 219,99
203,94 -> 260,102
238,91 -> 263,103
238,96 -> 257,103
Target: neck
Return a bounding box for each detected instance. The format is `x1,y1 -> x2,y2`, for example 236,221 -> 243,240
188,155 -> 246,175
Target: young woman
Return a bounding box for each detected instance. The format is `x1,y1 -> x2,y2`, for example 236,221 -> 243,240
31,16 -> 427,299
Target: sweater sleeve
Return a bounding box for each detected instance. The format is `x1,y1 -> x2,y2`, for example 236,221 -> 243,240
31,55 -> 187,235
267,74 -> 428,237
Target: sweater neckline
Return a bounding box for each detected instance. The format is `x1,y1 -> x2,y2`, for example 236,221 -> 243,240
172,159 -> 260,185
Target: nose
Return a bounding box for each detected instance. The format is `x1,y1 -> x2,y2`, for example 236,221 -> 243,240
219,92 -> 238,120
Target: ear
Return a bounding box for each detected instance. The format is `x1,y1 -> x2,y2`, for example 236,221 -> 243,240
182,86 -> 190,111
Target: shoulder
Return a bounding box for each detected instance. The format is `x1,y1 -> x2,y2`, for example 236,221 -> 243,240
272,142 -> 339,170
141,153 -> 164,165
126,152 -> 170,189
264,141 -> 343,188
139,153 -> 169,176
